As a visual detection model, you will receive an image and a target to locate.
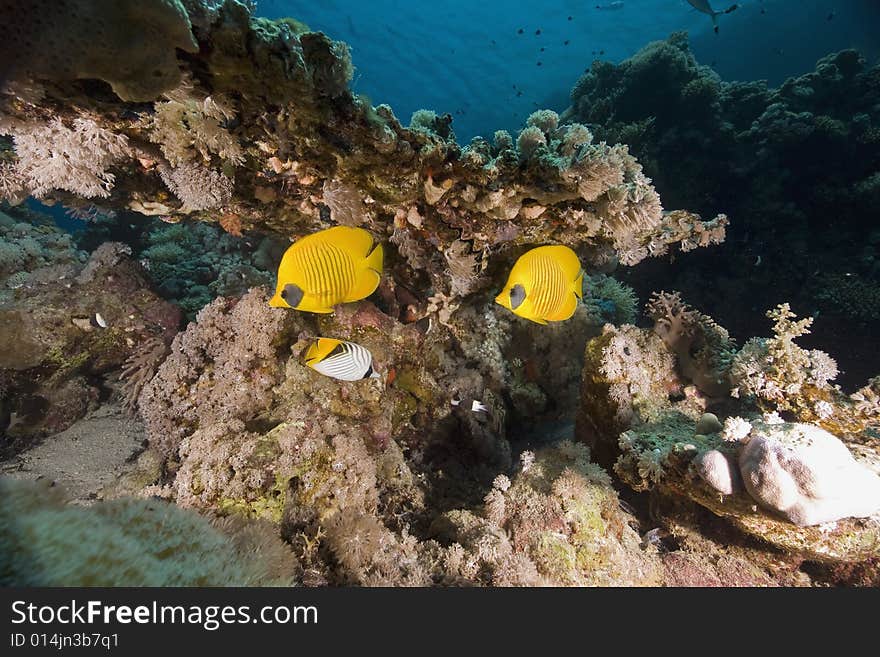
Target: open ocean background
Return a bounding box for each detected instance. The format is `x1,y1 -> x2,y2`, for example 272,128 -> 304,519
258,0 -> 880,141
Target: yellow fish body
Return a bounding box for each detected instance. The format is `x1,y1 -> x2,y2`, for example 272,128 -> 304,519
269,226 -> 383,313
494,245 -> 583,324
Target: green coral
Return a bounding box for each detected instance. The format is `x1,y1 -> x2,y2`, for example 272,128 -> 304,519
140,221 -> 276,318
583,273 -> 638,325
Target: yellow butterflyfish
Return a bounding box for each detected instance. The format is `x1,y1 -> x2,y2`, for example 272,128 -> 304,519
269,226 -> 383,313
494,245 -> 583,324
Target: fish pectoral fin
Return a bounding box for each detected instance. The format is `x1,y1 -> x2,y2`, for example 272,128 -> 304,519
344,268 -> 381,302
546,292 -> 579,322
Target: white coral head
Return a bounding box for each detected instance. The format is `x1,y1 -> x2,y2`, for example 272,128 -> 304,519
721,416 -> 752,443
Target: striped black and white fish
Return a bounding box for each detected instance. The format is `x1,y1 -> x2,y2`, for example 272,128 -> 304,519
304,338 -> 380,381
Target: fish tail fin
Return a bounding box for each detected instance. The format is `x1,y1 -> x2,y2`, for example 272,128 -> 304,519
365,241 -> 384,274
572,269 -> 584,300
343,242 -> 383,302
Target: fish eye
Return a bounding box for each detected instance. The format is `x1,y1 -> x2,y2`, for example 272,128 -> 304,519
509,284 -> 526,310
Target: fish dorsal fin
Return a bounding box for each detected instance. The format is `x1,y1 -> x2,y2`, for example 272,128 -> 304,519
306,337 -> 343,365
322,225 -> 376,256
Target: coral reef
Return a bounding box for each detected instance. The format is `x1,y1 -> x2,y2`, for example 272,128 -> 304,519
577,292 -> 880,564
0,1 -> 726,321
4,3 -> 876,588
0,216 -> 180,451
139,220 -> 277,318
564,33 -> 880,384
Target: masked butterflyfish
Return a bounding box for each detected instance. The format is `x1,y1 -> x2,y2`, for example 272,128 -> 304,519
305,338 -> 381,381
494,245 -> 583,324
269,226 -> 383,313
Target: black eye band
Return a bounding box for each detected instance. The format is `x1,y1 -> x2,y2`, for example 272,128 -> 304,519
509,284 -> 526,310
282,283 -> 304,308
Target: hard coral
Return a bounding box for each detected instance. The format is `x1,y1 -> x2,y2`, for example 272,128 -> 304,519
0,0 -> 198,102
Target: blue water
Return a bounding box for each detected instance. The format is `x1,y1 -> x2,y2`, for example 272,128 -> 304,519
258,0 -> 880,142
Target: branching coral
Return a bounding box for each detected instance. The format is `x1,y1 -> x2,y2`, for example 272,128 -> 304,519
730,304 -> 838,412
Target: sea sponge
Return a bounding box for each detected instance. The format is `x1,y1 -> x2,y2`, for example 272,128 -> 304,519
0,0 -> 198,102
0,477 -> 296,586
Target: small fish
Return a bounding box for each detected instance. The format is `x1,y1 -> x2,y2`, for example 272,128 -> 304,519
304,338 -> 380,381
91,312 -> 108,329
686,1 -> 739,33
495,245 -> 583,324
269,226 -> 383,313
595,1 -> 625,10
451,396 -> 489,413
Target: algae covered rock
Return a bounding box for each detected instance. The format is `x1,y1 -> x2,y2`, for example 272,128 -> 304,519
432,441 -> 664,586
0,477 -> 297,586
